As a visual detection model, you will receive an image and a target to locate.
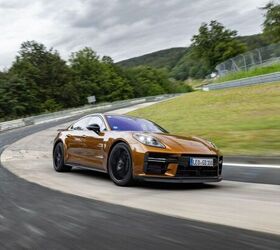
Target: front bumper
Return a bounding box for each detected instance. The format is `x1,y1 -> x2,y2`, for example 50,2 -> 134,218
133,151 -> 223,182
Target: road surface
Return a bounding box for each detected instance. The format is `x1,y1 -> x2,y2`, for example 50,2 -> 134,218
0,104 -> 279,249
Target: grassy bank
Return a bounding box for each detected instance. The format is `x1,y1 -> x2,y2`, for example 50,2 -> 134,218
215,63 -> 280,83
128,83 -> 280,156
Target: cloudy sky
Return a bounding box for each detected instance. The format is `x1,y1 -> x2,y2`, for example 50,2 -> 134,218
0,0 -> 269,68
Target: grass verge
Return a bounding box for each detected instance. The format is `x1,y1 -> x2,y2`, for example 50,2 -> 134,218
214,63 -> 280,83
128,83 -> 280,156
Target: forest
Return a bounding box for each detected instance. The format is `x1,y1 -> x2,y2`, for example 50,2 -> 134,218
0,43 -> 191,121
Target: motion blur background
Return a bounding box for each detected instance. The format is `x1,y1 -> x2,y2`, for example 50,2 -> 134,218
0,1 -> 280,249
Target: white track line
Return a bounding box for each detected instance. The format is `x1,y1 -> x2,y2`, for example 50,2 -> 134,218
224,162 -> 280,169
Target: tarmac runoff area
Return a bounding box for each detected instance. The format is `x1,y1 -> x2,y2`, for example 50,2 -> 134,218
1,102 -> 280,236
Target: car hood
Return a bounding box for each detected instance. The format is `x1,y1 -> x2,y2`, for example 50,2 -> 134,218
150,133 -> 219,155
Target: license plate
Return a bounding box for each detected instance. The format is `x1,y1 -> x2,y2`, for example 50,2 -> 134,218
190,158 -> 214,167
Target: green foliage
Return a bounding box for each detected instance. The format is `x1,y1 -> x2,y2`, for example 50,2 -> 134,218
0,74 -> 38,120
0,42 -> 191,121
9,41 -> 70,110
123,66 -> 192,97
170,50 -> 209,79
69,47 -> 134,103
41,99 -> 63,112
124,66 -> 171,96
262,1 -> 280,43
117,48 -> 187,70
236,34 -> 269,51
192,21 -> 239,64
170,21 -> 246,80
189,21 -> 246,76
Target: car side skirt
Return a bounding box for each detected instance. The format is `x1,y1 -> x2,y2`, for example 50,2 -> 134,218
66,163 -> 107,173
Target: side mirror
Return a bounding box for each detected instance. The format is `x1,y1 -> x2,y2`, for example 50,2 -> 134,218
87,124 -> 100,134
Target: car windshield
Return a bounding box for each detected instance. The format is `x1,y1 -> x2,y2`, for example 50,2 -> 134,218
105,115 -> 167,133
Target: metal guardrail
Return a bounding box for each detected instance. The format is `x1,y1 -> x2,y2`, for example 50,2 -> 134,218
0,94 -> 179,132
202,72 -> 280,91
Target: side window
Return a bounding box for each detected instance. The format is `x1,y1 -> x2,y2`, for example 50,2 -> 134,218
72,117 -> 90,131
88,116 -> 106,131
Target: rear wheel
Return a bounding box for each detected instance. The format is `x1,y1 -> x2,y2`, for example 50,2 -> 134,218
108,143 -> 133,186
53,142 -> 71,172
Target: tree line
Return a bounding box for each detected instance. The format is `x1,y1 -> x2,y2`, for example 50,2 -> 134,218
0,42 -> 191,121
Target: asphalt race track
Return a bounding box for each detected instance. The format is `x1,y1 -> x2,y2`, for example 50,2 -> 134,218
0,106 -> 280,249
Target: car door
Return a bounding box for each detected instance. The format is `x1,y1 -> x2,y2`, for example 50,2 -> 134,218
82,115 -> 107,170
65,117 -> 91,166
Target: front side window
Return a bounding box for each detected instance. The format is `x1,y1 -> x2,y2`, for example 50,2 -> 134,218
88,116 -> 106,131
105,115 -> 167,133
71,117 -> 91,130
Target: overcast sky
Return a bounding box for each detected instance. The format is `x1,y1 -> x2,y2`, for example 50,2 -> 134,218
0,0 -> 269,69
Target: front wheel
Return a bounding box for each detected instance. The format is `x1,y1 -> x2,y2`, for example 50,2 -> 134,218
53,142 -> 72,172
108,143 -> 134,186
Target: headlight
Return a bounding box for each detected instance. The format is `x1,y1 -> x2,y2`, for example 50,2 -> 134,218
133,133 -> 165,148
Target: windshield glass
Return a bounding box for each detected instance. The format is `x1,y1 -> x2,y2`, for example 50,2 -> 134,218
105,115 -> 167,133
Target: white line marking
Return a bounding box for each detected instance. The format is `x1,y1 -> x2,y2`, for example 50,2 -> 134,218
224,162 -> 280,169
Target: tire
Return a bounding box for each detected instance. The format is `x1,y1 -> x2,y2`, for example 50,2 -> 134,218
53,142 -> 72,172
108,142 -> 134,186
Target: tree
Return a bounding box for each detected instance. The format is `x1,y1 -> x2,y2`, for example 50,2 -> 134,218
171,50 -> 209,79
190,21 -> 246,76
1,42 -> 191,121
124,66 -> 173,97
102,56 -> 114,65
10,41 -> 70,110
0,74 -> 38,119
262,1 -> 280,43
69,47 -> 101,105
69,47 -> 133,103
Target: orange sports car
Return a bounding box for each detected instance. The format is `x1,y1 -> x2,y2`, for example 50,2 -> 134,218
53,114 -> 223,186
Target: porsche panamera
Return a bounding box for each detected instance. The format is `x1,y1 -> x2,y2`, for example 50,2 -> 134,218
53,114 -> 223,186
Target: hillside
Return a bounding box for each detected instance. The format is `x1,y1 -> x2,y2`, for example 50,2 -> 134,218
117,47 -> 187,69
117,34 -> 269,80
128,83 -> 280,156
236,34 -> 269,51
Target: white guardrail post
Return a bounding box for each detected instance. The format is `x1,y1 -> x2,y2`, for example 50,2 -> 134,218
0,94 -> 180,132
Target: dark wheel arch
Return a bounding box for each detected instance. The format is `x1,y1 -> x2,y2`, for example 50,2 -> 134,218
53,139 -> 63,153
107,140 -> 132,171
53,141 -> 71,172
107,141 -> 134,186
